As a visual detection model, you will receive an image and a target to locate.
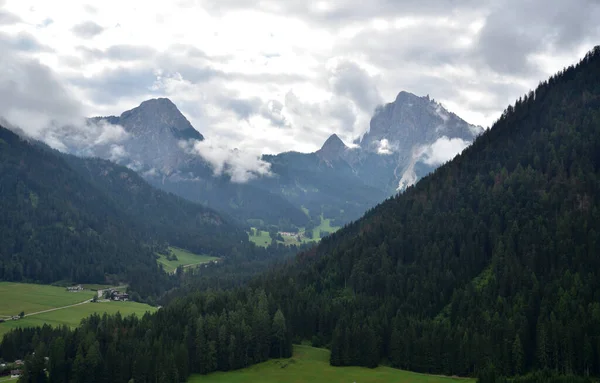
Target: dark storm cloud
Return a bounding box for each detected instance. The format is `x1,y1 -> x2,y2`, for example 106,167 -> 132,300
71,21 -> 105,38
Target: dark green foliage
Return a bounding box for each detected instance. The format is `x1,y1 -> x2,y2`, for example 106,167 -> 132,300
5,46 -> 600,382
246,46 -> 600,376
0,127 -> 244,298
2,289 -> 293,382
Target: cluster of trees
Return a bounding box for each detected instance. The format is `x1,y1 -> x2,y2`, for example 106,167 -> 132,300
252,46 -> 600,379
5,47 -> 600,383
1,289 -> 292,383
0,127 -> 246,299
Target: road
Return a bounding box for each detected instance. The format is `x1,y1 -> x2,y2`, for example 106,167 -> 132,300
23,299 -> 92,317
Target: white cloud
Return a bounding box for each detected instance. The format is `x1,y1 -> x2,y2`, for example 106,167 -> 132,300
419,136 -> 471,166
179,138 -> 272,183
0,0 -> 598,156
377,138 -> 397,155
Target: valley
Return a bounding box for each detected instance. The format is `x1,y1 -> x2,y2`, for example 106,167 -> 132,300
0,13 -> 599,381
189,344 -> 474,383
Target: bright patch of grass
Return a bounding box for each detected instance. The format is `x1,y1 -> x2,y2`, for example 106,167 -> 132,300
248,228 -> 272,247
0,300 -> 157,339
157,247 -> 219,273
0,282 -> 96,317
188,345 -> 474,383
310,215 -> 339,239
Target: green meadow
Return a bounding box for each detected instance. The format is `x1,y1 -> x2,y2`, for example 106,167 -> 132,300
0,282 -> 96,317
249,215 -> 340,248
0,282 -> 157,339
248,228 -> 273,247
157,247 -> 219,273
189,345 -> 474,383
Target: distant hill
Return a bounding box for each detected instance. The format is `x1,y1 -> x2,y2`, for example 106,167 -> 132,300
0,125 -> 245,298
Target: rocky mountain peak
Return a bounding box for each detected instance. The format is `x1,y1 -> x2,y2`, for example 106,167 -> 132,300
357,91 -> 477,154
316,134 -> 350,163
118,98 -> 204,141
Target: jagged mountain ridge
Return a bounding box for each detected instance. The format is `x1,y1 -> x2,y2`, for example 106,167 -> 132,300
252,91 -> 481,224
82,91 -> 479,228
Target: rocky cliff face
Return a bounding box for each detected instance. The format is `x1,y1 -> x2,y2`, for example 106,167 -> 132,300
351,91 -> 482,191
88,98 -> 207,176
67,92 -> 480,228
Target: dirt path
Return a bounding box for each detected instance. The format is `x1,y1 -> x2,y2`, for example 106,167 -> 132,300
24,299 -> 92,317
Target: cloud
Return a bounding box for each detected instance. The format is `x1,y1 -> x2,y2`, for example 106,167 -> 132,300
180,138 -> 272,183
70,66 -> 159,104
329,60 -> 382,114
377,139 -> 396,155
1,0 -> 599,158
419,136 -> 470,166
0,9 -> 20,25
0,37 -> 128,153
71,21 -> 104,38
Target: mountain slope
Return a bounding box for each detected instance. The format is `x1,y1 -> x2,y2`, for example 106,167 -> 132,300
88,99 -> 310,228
6,47 -> 600,383
250,92 -> 480,225
86,94 -> 477,231
251,47 -> 600,378
0,125 -> 244,297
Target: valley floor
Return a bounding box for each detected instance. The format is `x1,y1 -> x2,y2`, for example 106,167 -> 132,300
156,246 -> 219,273
0,282 -> 157,338
189,345 -> 474,383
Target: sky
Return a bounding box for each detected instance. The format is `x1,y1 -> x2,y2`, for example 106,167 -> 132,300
0,0 -> 599,158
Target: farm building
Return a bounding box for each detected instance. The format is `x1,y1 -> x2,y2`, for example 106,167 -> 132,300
112,292 -> 129,301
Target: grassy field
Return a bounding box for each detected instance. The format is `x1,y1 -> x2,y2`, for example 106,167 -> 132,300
0,282 -> 96,317
157,247 -> 219,273
0,377 -> 17,382
0,300 -> 157,338
0,282 -> 157,339
249,228 -> 273,247
189,345 -> 474,383
309,215 -> 339,239
249,215 -> 341,248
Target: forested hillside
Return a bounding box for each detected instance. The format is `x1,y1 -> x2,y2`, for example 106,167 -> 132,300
0,289 -> 293,383
254,46 -> 600,379
4,47 -> 600,383
0,127 -> 244,297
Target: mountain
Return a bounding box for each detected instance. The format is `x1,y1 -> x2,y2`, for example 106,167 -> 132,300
250,92 -> 480,225
83,92 -> 478,231
250,47 -> 600,378
0,125 -> 245,298
88,99 -> 310,228
6,45 -> 600,383
87,97 -> 207,175
353,91 -> 481,191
